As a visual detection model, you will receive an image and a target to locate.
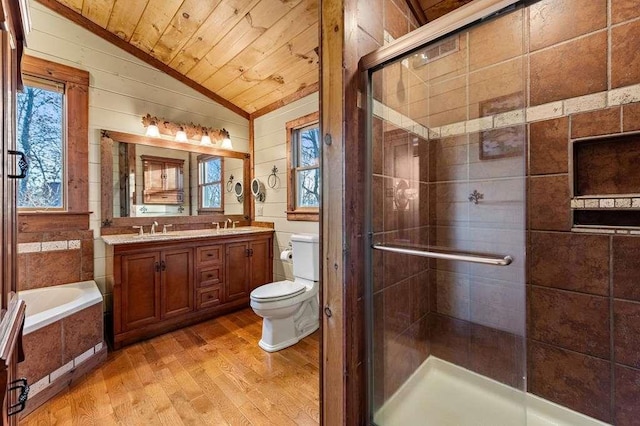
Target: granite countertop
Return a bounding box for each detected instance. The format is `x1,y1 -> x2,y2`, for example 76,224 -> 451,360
101,226 -> 273,245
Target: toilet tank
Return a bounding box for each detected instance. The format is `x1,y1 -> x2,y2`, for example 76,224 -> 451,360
291,234 -> 320,281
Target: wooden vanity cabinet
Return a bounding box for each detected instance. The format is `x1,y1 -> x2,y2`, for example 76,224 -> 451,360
226,238 -> 272,301
112,231 -> 273,348
119,247 -> 194,332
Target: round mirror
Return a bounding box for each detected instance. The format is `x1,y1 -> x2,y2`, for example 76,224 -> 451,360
251,178 -> 266,202
234,181 -> 244,202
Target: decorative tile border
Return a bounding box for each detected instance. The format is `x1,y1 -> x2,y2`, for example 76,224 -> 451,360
571,196 -> 640,210
18,239 -> 82,254
372,83 -> 640,140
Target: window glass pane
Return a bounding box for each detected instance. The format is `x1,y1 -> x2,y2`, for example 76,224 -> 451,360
16,84 -> 64,209
202,183 -> 222,209
296,168 -> 320,208
203,157 -> 221,183
297,126 -> 320,167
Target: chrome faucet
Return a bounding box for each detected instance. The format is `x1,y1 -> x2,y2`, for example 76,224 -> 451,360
225,218 -> 232,229
151,221 -> 158,234
132,225 -> 144,236
162,224 -> 173,234
213,222 -> 220,233
233,221 -> 239,229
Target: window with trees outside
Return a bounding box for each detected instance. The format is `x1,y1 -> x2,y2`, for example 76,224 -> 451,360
198,155 -> 224,212
16,76 -> 65,210
286,112 -> 320,221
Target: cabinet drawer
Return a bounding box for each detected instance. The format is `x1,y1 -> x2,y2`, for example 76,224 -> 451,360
197,267 -> 223,288
196,245 -> 223,266
197,287 -> 222,309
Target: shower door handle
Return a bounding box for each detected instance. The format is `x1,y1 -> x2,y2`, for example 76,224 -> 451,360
372,243 -> 513,266
7,150 -> 28,179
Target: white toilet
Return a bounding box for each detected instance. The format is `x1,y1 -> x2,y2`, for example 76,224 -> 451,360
250,233 -> 320,352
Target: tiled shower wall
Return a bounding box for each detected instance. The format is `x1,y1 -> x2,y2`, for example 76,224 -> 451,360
370,0 -> 640,424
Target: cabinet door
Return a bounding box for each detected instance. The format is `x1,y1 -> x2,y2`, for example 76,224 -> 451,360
164,161 -> 183,191
250,239 -> 271,291
143,159 -> 164,191
161,248 -> 194,318
226,242 -> 250,301
121,252 -> 161,331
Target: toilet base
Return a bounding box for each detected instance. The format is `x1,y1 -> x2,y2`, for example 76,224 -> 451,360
256,297 -> 319,352
258,321 -> 319,352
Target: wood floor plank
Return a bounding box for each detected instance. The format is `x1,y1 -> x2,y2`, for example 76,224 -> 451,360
21,309 -> 319,426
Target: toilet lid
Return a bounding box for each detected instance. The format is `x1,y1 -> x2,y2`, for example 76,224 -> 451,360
250,280 -> 306,301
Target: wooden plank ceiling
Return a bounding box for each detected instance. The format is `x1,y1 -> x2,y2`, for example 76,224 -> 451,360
42,0 -> 320,116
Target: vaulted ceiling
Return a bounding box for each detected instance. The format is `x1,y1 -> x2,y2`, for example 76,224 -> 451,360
39,0 -> 320,117
36,0 -> 470,118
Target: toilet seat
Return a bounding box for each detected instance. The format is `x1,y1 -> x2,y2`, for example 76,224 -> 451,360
250,280 -> 306,302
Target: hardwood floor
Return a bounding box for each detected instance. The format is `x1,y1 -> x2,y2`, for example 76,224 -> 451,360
21,309 -> 320,425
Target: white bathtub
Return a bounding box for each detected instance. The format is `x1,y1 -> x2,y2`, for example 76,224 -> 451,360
19,280 -> 103,335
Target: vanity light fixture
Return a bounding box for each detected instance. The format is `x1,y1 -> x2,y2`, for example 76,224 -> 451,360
145,120 -> 160,138
175,127 -> 188,142
141,114 -> 232,148
200,131 -> 212,146
220,128 -> 233,150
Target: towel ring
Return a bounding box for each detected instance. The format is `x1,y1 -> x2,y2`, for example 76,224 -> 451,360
267,165 -> 279,189
226,174 -> 234,192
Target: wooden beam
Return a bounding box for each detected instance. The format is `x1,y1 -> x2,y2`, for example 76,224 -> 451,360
249,82 -> 319,119
34,0 -> 251,119
406,0 -> 428,26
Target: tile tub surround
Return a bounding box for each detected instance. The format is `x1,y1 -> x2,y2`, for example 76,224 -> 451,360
17,229 -> 94,291
18,281 -> 106,409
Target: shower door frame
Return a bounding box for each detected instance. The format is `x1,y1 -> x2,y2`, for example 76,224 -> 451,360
360,0 -> 524,422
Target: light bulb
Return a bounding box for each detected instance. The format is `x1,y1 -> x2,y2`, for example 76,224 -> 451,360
175,128 -> 187,142
200,133 -> 212,145
220,129 -> 232,149
145,122 -> 160,138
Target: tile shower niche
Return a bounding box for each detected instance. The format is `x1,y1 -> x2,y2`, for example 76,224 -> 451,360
572,133 -> 640,229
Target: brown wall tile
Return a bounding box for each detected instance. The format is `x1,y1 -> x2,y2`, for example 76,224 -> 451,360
615,364 -> 640,426
623,102 -> 640,132
612,0 -> 640,24
18,322 -> 63,383
528,341 -> 611,423
358,0 -> 383,44
529,0 -> 606,52
529,175 -> 571,231
468,59 -> 525,120
571,107 -> 622,139
612,20 -> 640,89
62,303 -> 103,363
530,231 -> 610,295
529,117 -> 569,175
469,323 -> 524,388
529,286 -> 610,358
429,135 -> 468,182
613,236 -> 640,301
24,250 -> 82,290
530,32 -> 607,106
614,300 -> 640,368
469,10 -> 524,71
384,0 -> 409,40
429,313 -> 470,369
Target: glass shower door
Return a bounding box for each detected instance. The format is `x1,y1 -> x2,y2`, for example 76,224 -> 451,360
367,4 -> 527,425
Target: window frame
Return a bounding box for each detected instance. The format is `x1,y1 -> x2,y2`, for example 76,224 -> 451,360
18,56 -> 90,231
197,154 -> 224,213
286,111 -> 320,222
17,75 -> 67,211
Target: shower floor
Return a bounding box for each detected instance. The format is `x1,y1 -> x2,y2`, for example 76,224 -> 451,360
374,357 -> 609,426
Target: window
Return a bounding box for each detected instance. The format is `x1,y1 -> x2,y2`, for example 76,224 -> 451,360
16,76 -> 65,210
198,155 -> 224,212
286,112 -> 320,221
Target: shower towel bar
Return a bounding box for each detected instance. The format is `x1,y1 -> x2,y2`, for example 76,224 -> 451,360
372,243 -> 513,266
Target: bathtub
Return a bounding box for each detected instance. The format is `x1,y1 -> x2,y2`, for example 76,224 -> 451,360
19,280 -> 103,335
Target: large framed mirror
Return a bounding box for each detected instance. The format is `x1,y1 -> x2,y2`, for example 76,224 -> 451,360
100,130 -> 251,232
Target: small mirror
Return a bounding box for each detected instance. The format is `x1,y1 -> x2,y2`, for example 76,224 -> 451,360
234,181 -> 244,202
251,178 -> 266,202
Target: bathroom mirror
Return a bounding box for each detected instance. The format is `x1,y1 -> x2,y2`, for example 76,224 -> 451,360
234,181 -> 244,203
100,131 -> 251,228
251,178 -> 266,202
